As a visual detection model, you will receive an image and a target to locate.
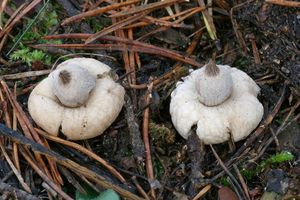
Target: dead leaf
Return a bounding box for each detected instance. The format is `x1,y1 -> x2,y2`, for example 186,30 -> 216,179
218,187 -> 238,200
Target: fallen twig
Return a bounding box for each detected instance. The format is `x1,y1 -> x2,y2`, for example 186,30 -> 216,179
33,43 -> 201,67
246,34 -> 261,64
20,148 -> 73,200
153,30 -> 203,85
109,0 -> 184,18
85,11 -> 150,44
0,0 -> 8,15
0,86 -> 12,126
210,145 -> 247,200
1,82 -> 53,182
61,0 -> 141,25
59,166 -> 86,194
233,164 -> 250,200
35,128 -> 126,183
0,4 -> 26,39
265,0 -> 300,7
124,94 -> 145,160
124,7 -> 201,29
131,176 -> 151,200
114,30 -> 202,89
187,130 -> 205,197
1,80 -> 63,185
0,181 -> 39,200
0,0 -> 42,39
142,81 -> 156,199
0,70 -> 51,80
12,84 -> 20,171
0,123 -> 143,200
192,184 -> 212,200
0,142 -> 31,193
230,1 -> 254,55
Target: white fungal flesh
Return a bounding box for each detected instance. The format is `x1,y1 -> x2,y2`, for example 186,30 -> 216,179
196,65 -> 233,106
51,64 -> 96,107
170,65 -> 263,144
28,58 -> 125,140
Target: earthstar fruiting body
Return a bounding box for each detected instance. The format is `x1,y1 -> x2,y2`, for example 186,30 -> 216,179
28,58 -> 125,140
51,64 -> 96,107
170,61 -> 264,144
195,59 -> 233,106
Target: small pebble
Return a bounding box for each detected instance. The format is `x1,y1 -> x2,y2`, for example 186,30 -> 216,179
281,67 -> 290,74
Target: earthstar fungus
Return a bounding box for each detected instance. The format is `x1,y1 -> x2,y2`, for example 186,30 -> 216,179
28,58 -> 125,140
170,60 -> 264,144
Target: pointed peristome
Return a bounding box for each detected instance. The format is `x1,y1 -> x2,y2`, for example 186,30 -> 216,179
52,64 -> 96,108
195,60 -> 233,106
205,59 -> 219,76
59,70 -> 71,85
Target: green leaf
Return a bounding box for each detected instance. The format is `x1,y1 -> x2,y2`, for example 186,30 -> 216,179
97,189 -> 120,200
76,189 -> 120,200
201,12 -> 217,40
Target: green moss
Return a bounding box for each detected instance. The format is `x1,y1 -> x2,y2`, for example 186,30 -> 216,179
11,46 -> 52,66
88,17 -> 111,32
218,177 -> 230,187
9,2 -> 61,66
149,121 -> 175,147
233,57 -> 249,69
240,168 -> 257,181
258,151 -> 294,172
153,159 -> 165,179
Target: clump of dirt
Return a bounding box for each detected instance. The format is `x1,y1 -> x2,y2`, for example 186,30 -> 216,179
236,1 -> 300,92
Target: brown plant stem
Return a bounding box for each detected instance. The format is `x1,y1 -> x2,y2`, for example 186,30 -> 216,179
0,0 -> 42,39
35,128 -> 126,183
142,82 -> 156,198
0,124 -> 143,200
1,80 -> 63,185
85,11 -> 150,44
191,184 -> 212,200
187,130 -> 205,197
0,181 -> 39,200
109,0 -> 184,18
0,70 -> 51,80
13,84 -> 20,171
131,176 -> 151,200
210,145 -> 246,200
0,142 -> 31,193
20,148 -> 73,200
33,43 -> 201,67
233,164 -> 250,200
0,83 -> 52,180
265,0 -> 300,7
61,0 -> 141,25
